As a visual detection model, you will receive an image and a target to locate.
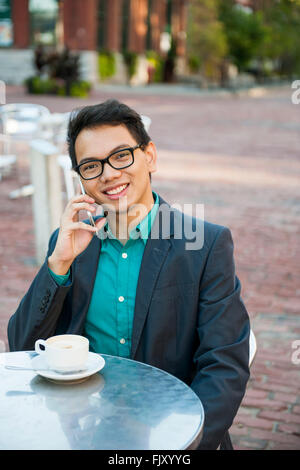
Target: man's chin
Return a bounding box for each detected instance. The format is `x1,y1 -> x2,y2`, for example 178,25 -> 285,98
98,195 -> 130,215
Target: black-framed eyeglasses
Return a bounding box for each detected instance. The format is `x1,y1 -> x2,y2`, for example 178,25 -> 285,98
74,144 -> 141,180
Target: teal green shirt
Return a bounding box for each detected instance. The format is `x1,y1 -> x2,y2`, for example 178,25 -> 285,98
49,192 -> 159,358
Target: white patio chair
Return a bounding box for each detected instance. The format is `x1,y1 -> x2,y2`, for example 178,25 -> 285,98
0,134 -> 16,181
0,103 -> 51,198
216,328 -> 257,449
0,103 -> 51,141
141,114 -> 152,132
0,155 -> 17,180
249,328 -> 257,367
57,154 -> 77,200
39,111 -> 71,150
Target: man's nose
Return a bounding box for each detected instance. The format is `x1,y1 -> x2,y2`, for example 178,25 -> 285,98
99,162 -> 122,182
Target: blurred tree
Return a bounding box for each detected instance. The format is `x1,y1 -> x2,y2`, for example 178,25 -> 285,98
218,0 -> 266,73
258,0 -> 300,77
187,0 -> 300,85
186,0 -> 228,85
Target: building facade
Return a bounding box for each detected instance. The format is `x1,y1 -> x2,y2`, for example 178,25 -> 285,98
0,0 -> 188,85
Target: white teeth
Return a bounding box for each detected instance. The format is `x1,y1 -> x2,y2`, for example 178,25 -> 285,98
106,184 -> 128,195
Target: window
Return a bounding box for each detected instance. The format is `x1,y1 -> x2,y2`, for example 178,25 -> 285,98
29,0 -> 59,46
0,0 -> 13,47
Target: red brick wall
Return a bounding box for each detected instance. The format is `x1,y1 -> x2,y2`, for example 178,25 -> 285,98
128,0 -> 148,53
63,0 -> 98,50
9,0 -> 187,54
106,0 -> 122,52
172,0 -> 187,57
11,0 -> 29,48
150,0 -> 167,52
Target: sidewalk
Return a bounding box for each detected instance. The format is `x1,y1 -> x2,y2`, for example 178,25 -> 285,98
0,84 -> 299,450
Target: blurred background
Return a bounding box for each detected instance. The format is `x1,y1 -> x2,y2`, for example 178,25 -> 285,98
0,0 -> 299,450
1,0 -> 300,90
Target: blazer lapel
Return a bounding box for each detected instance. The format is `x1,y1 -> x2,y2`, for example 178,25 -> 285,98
131,237 -> 171,358
131,197 -> 173,358
67,235 -> 101,333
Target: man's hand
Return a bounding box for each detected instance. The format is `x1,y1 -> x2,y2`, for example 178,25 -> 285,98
48,194 -> 106,275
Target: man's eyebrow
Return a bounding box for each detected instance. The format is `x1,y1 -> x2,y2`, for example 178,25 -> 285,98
79,144 -> 132,164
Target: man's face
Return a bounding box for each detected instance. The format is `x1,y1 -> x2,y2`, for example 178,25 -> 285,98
75,124 -> 157,214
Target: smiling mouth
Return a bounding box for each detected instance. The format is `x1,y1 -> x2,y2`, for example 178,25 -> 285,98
104,183 -> 129,198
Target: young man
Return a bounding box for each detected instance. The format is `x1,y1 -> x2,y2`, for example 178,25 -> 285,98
7,99 -> 250,450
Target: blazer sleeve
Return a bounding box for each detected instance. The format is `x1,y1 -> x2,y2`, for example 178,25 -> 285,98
191,226 -> 250,449
7,230 -> 73,351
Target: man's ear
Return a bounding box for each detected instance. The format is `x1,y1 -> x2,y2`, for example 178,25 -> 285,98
144,141 -> 157,174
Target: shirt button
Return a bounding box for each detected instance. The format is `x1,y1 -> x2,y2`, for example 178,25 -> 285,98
118,296 -> 125,302
120,338 -> 126,344
122,253 -> 128,259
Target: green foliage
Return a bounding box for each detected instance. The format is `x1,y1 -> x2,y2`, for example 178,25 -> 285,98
187,0 -> 300,83
69,80 -> 91,98
259,0 -> 300,76
188,55 -> 201,73
25,76 -> 91,98
146,51 -> 164,82
26,46 -> 91,97
122,50 -> 138,79
187,0 -> 228,81
98,50 -> 116,80
218,1 -> 267,72
25,76 -> 58,94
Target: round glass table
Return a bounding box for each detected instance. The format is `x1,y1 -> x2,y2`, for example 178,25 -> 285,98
0,352 -> 204,450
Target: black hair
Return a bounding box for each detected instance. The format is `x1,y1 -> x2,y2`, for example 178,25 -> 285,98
67,99 -> 151,169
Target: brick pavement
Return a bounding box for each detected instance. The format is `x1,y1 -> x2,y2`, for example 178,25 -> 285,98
0,84 -> 299,450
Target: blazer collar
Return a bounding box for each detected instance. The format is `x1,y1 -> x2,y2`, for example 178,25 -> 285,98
151,194 -> 177,239
67,235 -> 101,334
130,195 -> 175,358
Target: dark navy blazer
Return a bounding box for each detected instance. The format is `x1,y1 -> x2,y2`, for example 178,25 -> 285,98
8,196 -> 250,450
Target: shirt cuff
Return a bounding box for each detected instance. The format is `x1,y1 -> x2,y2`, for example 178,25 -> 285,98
48,267 -> 71,286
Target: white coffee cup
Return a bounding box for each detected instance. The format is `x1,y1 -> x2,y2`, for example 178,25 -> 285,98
35,334 -> 89,372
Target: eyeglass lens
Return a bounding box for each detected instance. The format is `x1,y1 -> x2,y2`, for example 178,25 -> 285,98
80,149 -> 133,179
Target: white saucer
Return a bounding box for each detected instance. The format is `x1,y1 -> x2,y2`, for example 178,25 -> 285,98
31,352 -> 105,384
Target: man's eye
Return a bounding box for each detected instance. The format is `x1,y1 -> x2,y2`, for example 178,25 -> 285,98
116,151 -> 130,159
84,163 -> 98,170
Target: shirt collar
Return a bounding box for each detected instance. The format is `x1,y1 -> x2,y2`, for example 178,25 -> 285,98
98,191 -> 159,245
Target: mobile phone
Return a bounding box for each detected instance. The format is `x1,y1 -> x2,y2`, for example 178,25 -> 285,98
78,179 -> 96,228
